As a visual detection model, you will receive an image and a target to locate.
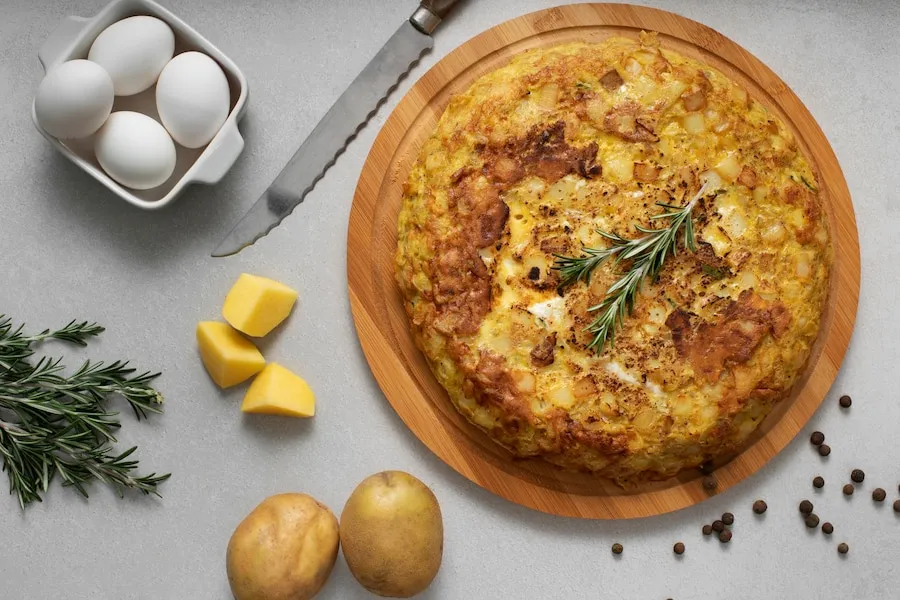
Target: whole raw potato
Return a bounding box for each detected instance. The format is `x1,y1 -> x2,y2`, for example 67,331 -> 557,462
340,471 -> 443,597
226,493 -> 340,600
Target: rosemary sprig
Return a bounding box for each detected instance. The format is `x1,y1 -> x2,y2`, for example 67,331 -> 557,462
0,316 -> 168,509
553,179 -> 715,352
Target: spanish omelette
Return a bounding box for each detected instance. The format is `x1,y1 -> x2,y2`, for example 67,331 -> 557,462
395,33 -> 832,484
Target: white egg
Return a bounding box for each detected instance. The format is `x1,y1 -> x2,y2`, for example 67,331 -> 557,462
94,112 -> 176,190
156,52 -> 231,148
88,16 -> 174,96
34,60 -> 114,139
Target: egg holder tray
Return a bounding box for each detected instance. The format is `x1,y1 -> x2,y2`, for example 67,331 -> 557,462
33,0 -> 248,209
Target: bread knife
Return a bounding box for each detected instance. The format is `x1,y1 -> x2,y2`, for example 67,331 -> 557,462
212,0 -> 461,257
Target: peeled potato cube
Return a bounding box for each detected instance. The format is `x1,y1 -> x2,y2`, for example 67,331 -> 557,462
222,273 -> 298,337
197,321 -> 265,388
241,363 -> 315,418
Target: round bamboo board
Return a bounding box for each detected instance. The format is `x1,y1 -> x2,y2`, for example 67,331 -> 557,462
347,3 -> 860,519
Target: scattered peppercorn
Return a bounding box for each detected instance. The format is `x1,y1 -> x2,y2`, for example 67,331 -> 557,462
851,469 -> 865,483
753,500 -> 768,514
699,461 -> 714,475
837,543 -> 849,554
673,542 -> 685,555
822,522 -> 834,535
813,476 -> 825,489
810,431 -> 825,446
818,444 -> 831,456
799,500 -> 814,514
839,394 -> 852,408
843,484 -> 854,496
893,499 -> 900,513
719,529 -> 732,543
712,520 -> 725,533
611,543 -> 623,555
805,514 -> 820,528
702,524 -> 713,536
722,512 -> 734,526
703,476 -> 717,492
873,488 -> 886,502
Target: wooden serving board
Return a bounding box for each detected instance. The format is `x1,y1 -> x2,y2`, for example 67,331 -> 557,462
347,4 -> 860,519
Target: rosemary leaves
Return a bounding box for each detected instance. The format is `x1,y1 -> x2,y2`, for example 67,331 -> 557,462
0,316 -> 168,508
553,179 -> 715,352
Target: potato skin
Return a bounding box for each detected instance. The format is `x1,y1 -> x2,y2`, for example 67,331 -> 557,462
340,471 -> 443,598
226,493 -> 340,600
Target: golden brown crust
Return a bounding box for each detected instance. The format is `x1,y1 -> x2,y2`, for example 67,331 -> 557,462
666,291 -> 791,383
395,35 -> 832,483
530,333 -> 558,367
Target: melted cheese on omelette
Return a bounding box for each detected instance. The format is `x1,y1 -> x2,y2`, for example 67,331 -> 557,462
395,33 -> 832,483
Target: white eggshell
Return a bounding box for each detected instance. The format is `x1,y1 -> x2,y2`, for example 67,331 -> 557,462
88,16 -> 175,96
94,111 -> 176,190
156,52 -> 231,148
34,60 -> 114,139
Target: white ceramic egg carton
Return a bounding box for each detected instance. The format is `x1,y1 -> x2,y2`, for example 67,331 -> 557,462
33,0 -> 248,210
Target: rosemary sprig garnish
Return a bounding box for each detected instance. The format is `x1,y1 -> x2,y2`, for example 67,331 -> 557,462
0,316 -> 168,508
553,179 -> 715,352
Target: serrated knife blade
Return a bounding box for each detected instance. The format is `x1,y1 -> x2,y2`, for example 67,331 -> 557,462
212,1 -> 461,257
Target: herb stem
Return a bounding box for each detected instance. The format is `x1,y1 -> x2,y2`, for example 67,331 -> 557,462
553,179 -> 715,352
0,316 -> 167,508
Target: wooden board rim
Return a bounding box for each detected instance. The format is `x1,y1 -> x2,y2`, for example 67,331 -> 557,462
347,3 -> 860,519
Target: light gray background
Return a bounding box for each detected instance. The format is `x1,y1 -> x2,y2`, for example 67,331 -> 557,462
1,1 -> 898,599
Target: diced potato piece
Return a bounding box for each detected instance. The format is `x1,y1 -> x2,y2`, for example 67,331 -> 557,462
536,83 -> 559,109
605,154 -> 634,182
241,363 -> 315,418
633,409 -> 656,435
682,112 -> 705,134
548,385 -> 576,409
714,153 -> 742,182
223,273 -> 299,337
197,321 -> 265,388
511,370 -> 536,393
761,222 -> 786,243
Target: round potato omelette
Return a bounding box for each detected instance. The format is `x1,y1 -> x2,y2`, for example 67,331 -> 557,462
395,33 -> 832,484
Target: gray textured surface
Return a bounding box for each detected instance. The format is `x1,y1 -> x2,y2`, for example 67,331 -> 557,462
1,1 -> 898,599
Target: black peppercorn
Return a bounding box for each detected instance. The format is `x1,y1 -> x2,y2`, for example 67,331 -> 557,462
893,499 -> 900,513
839,394 -> 852,408
799,500 -> 814,514
719,529 -> 732,543
837,542 -> 849,554
673,542 -> 685,555
711,520 -> 725,533
813,476 -> 825,489
753,499 -> 768,514
698,461 -> 714,475
722,512 -> 734,525
842,484 -> 854,496
702,524 -> 713,536
873,488 -> 886,502
612,543 -> 623,555
805,514 -> 820,528
821,522 -> 834,535
818,444 -> 831,456
703,476 -> 717,492
851,469 -> 865,483
810,431 -> 825,446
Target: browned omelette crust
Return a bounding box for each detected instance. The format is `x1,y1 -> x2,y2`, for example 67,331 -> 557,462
395,34 -> 832,483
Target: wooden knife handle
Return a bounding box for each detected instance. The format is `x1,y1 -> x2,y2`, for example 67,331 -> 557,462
420,0 -> 460,18
410,0 -> 461,34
